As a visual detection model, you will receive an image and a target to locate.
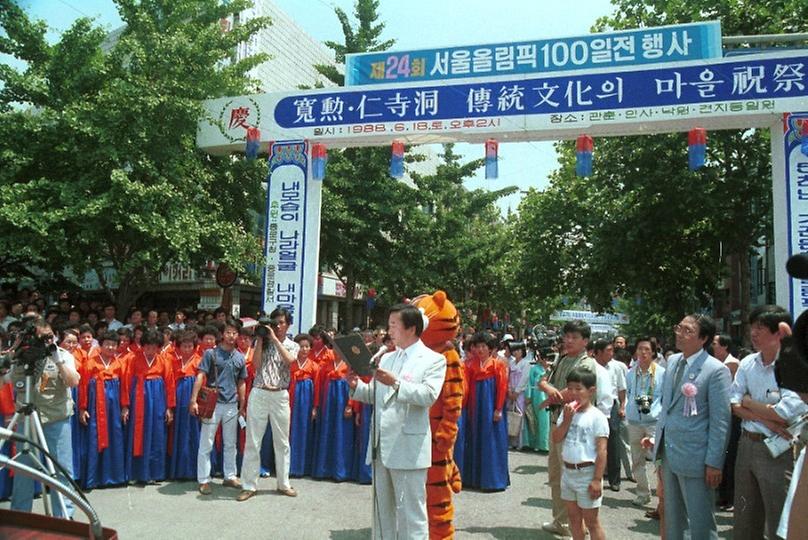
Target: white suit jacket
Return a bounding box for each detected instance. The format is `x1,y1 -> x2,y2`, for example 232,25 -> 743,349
351,339 -> 446,470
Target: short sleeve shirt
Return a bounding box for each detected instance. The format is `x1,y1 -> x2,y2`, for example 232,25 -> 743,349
198,346 -> 247,404
558,406 -> 610,464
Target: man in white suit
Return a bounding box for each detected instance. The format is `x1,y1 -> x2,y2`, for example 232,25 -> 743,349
349,303 -> 447,540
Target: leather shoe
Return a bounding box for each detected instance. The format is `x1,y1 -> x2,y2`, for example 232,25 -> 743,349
609,484 -> 621,492
198,483 -> 212,495
236,490 -> 256,502
541,522 -> 572,537
223,477 -> 243,489
277,487 -> 298,497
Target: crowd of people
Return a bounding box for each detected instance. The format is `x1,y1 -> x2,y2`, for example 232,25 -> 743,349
1,288 -> 807,540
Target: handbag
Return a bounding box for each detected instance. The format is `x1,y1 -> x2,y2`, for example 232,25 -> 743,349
507,404 -> 523,438
196,351 -> 218,419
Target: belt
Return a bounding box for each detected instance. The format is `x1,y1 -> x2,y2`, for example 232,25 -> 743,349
564,461 -> 595,470
255,385 -> 284,392
742,429 -> 766,442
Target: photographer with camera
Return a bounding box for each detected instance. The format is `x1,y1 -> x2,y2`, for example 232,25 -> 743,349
237,307 -> 299,501
1,318 -> 80,518
625,337 -> 665,508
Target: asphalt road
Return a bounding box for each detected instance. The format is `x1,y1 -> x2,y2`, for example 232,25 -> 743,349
2,449 -> 734,539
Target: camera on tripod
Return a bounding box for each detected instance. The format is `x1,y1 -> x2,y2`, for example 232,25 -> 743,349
635,395 -> 653,415
0,317 -> 56,373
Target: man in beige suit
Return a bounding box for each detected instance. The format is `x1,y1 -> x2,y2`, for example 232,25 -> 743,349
349,303 -> 446,540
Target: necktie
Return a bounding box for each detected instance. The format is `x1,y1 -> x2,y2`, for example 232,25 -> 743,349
672,356 -> 687,391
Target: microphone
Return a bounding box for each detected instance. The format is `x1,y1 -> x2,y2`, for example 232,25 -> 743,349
786,253 -> 808,279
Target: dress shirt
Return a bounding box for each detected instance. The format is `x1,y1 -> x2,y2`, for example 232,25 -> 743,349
254,336 -> 299,390
730,352 -> 808,436
626,362 -> 665,424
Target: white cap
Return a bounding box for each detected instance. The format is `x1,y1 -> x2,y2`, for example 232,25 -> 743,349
502,333 -> 514,341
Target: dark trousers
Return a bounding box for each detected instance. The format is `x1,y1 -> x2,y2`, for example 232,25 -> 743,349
733,434 -> 793,540
606,400 -> 622,487
718,415 -> 741,505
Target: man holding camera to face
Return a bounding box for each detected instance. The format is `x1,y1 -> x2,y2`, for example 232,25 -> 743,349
237,307 -> 299,501
625,337 -> 665,508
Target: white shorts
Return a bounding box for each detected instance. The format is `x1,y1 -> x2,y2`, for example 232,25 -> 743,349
561,466 -> 602,509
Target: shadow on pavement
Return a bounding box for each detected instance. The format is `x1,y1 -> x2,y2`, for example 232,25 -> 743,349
330,527 -> 371,539
521,496 -> 553,509
156,481 -> 197,496
460,526 -> 556,539
512,464 -> 548,475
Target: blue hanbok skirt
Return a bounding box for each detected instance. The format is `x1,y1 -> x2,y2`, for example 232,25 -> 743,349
312,379 -> 354,481
84,379 -> 126,488
70,386 -> 84,483
454,411 -> 465,477
126,378 -> 167,482
168,376 -> 199,480
289,379 -> 316,477
0,414 -> 12,500
464,378 -> 509,490
352,402 -> 372,484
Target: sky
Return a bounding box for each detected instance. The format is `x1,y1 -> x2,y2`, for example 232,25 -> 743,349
11,0 -> 618,214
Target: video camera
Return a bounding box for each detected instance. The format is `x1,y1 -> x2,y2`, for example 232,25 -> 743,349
513,325 -> 557,361
0,317 -> 55,377
254,315 -> 279,339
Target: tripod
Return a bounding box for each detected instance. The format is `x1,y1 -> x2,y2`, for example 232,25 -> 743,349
4,368 -> 69,517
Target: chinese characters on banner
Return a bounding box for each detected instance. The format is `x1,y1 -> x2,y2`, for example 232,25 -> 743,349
263,141 -> 311,335
275,55 -> 807,132
345,21 -> 722,86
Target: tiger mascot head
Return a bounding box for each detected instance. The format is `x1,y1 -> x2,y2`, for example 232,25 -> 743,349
411,290 -> 460,353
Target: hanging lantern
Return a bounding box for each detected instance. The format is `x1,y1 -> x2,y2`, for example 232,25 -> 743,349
390,140 -> 405,178
575,135 -> 593,177
485,138 -> 499,179
245,126 -> 260,160
311,143 -> 327,181
800,121 -> 808,158
688,128 -> 707,171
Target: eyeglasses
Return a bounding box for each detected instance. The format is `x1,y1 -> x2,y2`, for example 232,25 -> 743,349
673,324 -> 696,337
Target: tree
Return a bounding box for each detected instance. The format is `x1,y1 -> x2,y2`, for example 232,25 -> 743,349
514,0 -> 806,341
313,0 -> 410,330
0,0 -> 271,313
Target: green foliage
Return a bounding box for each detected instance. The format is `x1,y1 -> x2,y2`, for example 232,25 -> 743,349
514,0 -> 800,338
0,0 -> 271,311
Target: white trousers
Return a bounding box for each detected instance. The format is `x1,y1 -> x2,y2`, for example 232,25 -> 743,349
372,459 -> 428,540
241,388 -> 291,491
627,422 -> 657,498
197,401 -> 239,483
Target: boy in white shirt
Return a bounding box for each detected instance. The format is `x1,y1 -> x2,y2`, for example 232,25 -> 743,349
552,367 -> 609,540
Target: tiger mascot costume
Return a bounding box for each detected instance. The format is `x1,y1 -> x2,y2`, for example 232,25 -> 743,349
412,291 -> 464,539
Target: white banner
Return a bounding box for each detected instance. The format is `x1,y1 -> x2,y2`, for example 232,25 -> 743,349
261,141 -> 322,335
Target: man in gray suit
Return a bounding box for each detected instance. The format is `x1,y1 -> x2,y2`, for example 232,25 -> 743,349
654,314 -> 731,540
349,303 -> 447,540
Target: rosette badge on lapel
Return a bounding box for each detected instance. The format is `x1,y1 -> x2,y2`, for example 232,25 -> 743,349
681,382 -> 698,416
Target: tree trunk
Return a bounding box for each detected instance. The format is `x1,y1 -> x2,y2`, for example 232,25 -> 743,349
344,269 -> 356,332
737,247 -> 752,347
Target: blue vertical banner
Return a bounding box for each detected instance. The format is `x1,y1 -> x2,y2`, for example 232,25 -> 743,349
262,141 -> 322,335
780,113 -> 808,318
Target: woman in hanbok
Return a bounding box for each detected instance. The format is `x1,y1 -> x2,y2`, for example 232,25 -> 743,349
122,329 -> 175,483
523,348 -> 550,453
289,334 -> 319,477
463,331 -> 509,491
0,382 -> 14,499
312,338 -> 354,482
167,330 -> 201,480
78,331 -> 127,488
506,341 -> 531,449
